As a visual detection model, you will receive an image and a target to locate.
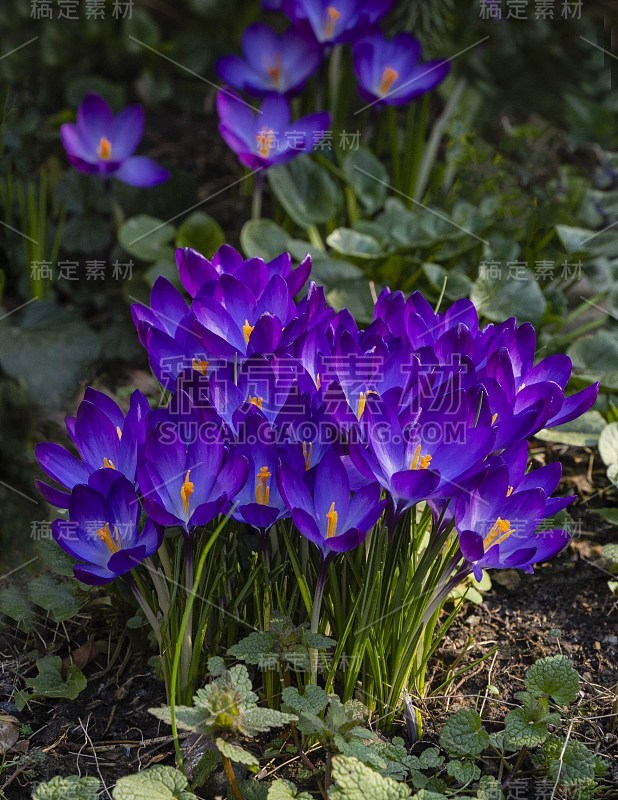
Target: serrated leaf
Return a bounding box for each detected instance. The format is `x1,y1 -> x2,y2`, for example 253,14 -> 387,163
445,760 -> 480,784
330,755 -> 412,799
243,707 -> 297,734
282,685 -> 329,716
477,776 -> 504,800
267,778 -> 313,800
216,737 -> 259,766
417,748 -> 444,770
303,631 -> 336,649
0,586 -> 34,629
227,631 -> 276,665
539,735 -> 597,786
207,656 -> 226,676
438,709 -> 489,758
112,765 -> 196,799
18,655 -> 86,710
33,775 -> 100,800
503,707 -> 550,750
525,655 -> 580,705
28,574 -> 83,622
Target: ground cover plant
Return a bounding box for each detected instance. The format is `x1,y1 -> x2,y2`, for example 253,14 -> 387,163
0,0 -> 616,798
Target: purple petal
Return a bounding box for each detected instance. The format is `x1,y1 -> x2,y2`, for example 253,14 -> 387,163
77,92 -> 112,150
114,156 -> 169,187
109,104 -> 145,159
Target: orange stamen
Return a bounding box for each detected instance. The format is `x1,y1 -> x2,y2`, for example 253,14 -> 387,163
97,136 -> 112,161
378,66 -> 399,96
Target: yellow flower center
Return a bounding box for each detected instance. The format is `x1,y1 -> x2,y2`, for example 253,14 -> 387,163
97,136 -> 112,161
357,389 -> 377,419
322,5 -> 341,38
181,470 -> 194,518
483,517 -> 513,551
378,66 -> 399,96
491,412 -> 498,424
410,443 -> 432,470
97,522 -> 121,554
326,501 -> 338,538
192,358 -> 209,376
248,396 -> 263,409
243,319 -> 255,344
506,485 -> 514,497
116,426 -> 122,440
256,128 -> 275,158
255,466 -> 271,505
103,457 -> 116,469
302,441 -> 313,471
266,54 -> 283,86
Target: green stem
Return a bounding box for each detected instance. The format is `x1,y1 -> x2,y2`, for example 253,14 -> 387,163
306,224 -> 325,251
222,754 -> 245,800
126,575 -> 161,646
406,95 -> 429,203
251,172 -> 264,220
170,518 -> 227,770
387,106 -> 401,189
310,559 -> 329,684
181,540 -> 194,698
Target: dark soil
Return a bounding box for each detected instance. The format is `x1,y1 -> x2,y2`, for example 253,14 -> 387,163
0,445 -> 616,798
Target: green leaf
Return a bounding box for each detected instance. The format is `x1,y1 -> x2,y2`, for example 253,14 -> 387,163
242,707 -> 298,734
327,228 -> 386,259
599,422 -> 618,468
422,263 -> 472,302
0,300 -> 100,411
567,330 -> 618,391
207,656 -> 226,676
176,212 -> 224,258
327,281 -> 375,324
330,756 -> 412,800
503,707 -> 550,750
34,775 -> 100,800
535,410 -> 606,447
308,256 -> 364,284
445,760 -> 480,784
555,225 -> 594,255
119,215 -> 176,262
112,765 -> 196,799
216,737 -> 259,767
591,508 -> 618,526
227,631 -> 276,665
601,544 -> 618,568
62,215 -> 113,253
539,735 -> 597,786
36,536 -> 76,577
122,9 -> 161,54
477,776 -> 504,800
470,263 -> 546,327
438,709 -> 490,758
268,156 -> 342,227
417,748 -> 444,770
241,219 -> 291,261
281,685 -> 329,716
18,656 -> 86,710
343,148 -> 389,214
267,778 -> 313,800
0,586 -> 34,629
28,574 -> 83,622
525,655 -> 580,705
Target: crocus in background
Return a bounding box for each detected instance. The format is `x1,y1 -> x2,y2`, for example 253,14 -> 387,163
216,91 -> 330,169
353,33 -> 450,106
217,24 -> 321,97
60,92 -> 169,186
52,471 -> 162,585
282,0 -> 392,45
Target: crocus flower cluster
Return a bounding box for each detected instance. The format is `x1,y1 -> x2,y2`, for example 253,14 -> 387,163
37,244 -> 598,586
216,0 -> 449,167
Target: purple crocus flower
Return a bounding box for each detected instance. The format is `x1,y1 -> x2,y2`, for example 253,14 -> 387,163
455,464 -> 572,580
137,411 -> 248,534
231,412 -> 304,532
52,471 -> 162,585
353,33 -> 450,106
216,91 -> 330,169
278,447 -> 386,558
60,93 -> 169,186
35,389 -> 150,508
282,0 -> 392,45
217,24 -> 321,97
